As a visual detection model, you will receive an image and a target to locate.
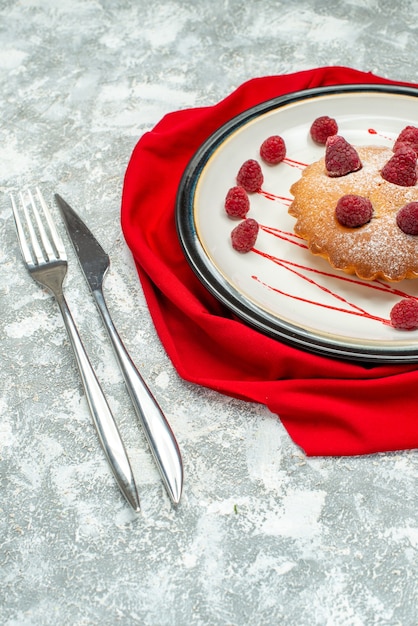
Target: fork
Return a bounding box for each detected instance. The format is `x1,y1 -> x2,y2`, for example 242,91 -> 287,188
10,188 -> 140,512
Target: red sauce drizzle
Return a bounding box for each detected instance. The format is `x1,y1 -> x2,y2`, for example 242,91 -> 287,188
258,190 -> 293,205
253,273 -> 389,323
368,128 -> 393,142
283,157 -> 308,169
261,225 -> 307,249
251,227 -> 418,326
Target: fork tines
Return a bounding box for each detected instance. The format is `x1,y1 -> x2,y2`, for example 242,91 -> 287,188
11,188 -> 66,268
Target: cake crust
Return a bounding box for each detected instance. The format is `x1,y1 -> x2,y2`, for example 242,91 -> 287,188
289,145 -> 418,282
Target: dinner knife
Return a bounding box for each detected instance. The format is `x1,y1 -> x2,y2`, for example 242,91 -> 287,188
55,193 -> 183,505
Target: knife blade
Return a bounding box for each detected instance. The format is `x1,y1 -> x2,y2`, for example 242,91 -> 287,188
55,193 -> 183,505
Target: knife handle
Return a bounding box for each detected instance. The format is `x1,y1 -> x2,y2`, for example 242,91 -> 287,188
57,292 -> 140,512
93,288 -> 183,505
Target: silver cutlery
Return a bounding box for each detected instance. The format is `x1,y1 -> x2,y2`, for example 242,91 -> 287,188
55,193 -> 183,505
10,188 -> 140,513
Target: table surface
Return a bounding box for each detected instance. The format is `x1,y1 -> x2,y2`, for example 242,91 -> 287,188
1,1 -> 417,625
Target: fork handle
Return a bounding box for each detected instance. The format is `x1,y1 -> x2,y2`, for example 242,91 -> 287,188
56,292 -> 140,512
92,287 -> 183,505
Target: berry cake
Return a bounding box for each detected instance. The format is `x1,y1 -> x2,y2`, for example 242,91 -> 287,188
288,132 -> 418,282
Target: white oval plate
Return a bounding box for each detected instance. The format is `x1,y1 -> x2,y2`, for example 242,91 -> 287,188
176,85 -> 418,362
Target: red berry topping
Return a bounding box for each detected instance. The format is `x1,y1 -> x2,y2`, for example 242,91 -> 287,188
396,202 -> 418,235
310,116 -> 338,144
335,194 -> 373,228
390,298 -> 418,330
236,159 -> 264,193
224,186 -> 250,219
393,125 -> 418,154
381,146 -> 418,186
231,218 -> 259,253
325,135 -> 362,177
260,135 -> 286,164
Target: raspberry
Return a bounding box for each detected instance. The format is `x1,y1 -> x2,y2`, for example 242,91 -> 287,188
390,298 -> 418,330
260,135 -> 286,164
396,202 -> 418,235
393,125 -> 418,154
310,116 -> 338,144
325,135 -> 362,177
236,159 -> 264,193
224,186 -> 250,219
381,146 -> 418,186
335,194 -> 373,228
230,218 -> 259,253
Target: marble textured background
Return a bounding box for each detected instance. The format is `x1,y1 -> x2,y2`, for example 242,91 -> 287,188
1,1 -> 417,625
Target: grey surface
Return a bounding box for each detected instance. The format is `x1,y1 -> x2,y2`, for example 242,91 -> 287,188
1,1 -> 417,625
